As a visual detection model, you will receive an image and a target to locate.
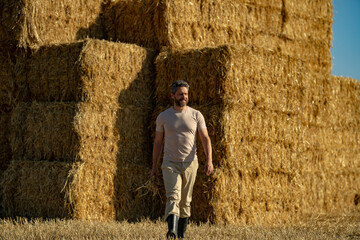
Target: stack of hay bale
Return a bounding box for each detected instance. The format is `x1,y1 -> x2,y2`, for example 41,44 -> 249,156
104,0 -> 359,224
0,0 -> 358,225
0,0 -> 156,220
154,45 -> 359,224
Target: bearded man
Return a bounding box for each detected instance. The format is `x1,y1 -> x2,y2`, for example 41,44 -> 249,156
151,80 -> 214,238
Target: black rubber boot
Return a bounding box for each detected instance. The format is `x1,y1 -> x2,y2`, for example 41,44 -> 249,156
177,217 -> 189,238
166,214 -> 179,239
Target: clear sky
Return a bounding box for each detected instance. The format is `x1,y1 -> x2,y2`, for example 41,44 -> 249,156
331,0 -> 360,80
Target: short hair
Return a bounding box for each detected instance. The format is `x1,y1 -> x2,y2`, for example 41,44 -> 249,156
170,80 -> 190,94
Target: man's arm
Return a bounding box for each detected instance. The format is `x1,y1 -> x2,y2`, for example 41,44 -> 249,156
151,130 -> 164,177
198,128 -> 214,176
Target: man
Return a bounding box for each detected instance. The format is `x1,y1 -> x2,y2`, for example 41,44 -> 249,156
151,80 -> 214,239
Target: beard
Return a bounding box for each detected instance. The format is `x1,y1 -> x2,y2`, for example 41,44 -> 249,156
174,98 -> 187,107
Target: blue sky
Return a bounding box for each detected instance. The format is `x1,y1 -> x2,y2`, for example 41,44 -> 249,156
331,0 -> 360,80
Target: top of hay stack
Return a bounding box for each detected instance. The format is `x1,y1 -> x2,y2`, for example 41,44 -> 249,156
0,0 -> 107,47
104,0 -> 333,74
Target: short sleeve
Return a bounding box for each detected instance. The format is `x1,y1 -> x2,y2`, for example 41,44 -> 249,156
197,111 -> 207,130
155,113 -> 164,132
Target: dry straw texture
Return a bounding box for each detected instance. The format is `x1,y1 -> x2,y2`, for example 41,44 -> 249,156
155,44 -> 308,113
10,102 -> 117,165
6,39 -> 157,220
153,45 -> 360,225
114,164 -> 158,220
0,0 -> 106,47
1,160 -> 116,220
16,39 -> 155,106
11,101 -> 154,166
104,0 -> 332,74
1,160 -> 158,220
0,46 -> 16,112
0,112 -> 11,173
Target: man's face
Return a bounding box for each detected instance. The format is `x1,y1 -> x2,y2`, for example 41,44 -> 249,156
171,86 -> 189,107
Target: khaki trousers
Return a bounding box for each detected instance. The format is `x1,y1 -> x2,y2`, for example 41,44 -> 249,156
161,159 -> 198,219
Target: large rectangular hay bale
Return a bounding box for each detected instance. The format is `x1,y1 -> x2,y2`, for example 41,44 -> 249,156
104,0 -> 282,49
17,39 -> 155,106
284,0 -> 333,20
155,44 -> 310,114
104,0 -> 332,74
11,102 -> 153,166
1,160 -> 116,220
0,0 -> 106,47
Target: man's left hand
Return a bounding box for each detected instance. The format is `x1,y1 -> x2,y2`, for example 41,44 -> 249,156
204,161 -> 214,176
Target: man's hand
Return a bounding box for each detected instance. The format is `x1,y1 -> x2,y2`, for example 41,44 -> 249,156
204,161 -> 214,176
151,166 -> 159,178
198,128 -> 213,176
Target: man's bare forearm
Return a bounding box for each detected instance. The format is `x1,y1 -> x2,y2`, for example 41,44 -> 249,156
202,137 -> 212,163
152,141 -> 163,168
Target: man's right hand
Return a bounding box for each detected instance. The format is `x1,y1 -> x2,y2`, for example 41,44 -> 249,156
151,167 -> 159,178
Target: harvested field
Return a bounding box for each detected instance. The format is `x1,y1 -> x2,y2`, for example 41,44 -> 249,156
0,214 -> 359,239
0,0 -> 106,47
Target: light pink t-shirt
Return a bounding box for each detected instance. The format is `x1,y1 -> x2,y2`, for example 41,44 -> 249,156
156,106 -> 207,163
